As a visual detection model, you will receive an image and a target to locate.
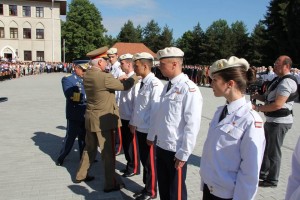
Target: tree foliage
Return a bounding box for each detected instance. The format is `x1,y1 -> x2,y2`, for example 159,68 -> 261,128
62,0 -> 107,61
117,20 -> 142,43
142,20 -> 161,52
263,0 -> 300,64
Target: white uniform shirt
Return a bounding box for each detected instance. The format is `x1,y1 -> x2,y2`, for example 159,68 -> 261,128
200,97 -> 265,200
119,71 -> 140,120
148,73 -> 202,161
129,72 -> 163,133
110,61 -> 125,105
110,61 -> 124,78
286,136 -> 300,200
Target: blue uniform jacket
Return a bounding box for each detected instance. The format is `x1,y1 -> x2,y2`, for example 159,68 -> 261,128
62,73 -> 86,121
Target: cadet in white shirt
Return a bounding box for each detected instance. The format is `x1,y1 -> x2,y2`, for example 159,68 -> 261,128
129,52 -> 163,200
147,47 -> 203,200
107,47 -> 125,155
200,56 -> 265,200
286,136 -> 300,200
118,53 -> 141,177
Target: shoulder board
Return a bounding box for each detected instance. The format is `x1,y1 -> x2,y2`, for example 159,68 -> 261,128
150,79 -> 160,87
64,74 -> 72,77
185,80 -> 197,92
249,110 -> 263,128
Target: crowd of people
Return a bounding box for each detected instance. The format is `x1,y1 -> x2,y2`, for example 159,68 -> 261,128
0,60 -> 74,81
54,44 -> 300,200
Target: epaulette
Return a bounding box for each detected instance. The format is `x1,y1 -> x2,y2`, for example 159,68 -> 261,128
249,109 -> 263,128
151,80 -> 159,87
64,74 -> 72,77
185,80 -> 197,92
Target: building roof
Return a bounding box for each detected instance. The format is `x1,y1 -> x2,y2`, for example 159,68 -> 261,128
111,42 -> 156,59
30,0 -> 67,15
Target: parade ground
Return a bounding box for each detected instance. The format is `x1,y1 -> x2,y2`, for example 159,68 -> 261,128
0,73 -> 299,200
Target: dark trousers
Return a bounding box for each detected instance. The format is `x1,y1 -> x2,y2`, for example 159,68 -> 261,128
260,122 -> 292,184
121,119 -> 140,174
136,131 -> 157,197
156,147 -> 187,200
115,127 -> 122,154
57,119 -> 85,162
203,184 -> 232,200
76,129 -> 122,190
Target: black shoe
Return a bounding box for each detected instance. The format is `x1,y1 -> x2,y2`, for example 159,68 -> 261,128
133,189 -> 145,198
103,183 -> 125,193
122,171 -> 136,177
55,159 -> 63,166
120,168 -> 127,173
74,175 -> 95,183
259,180 -> 277,188
135,193 -> 156,200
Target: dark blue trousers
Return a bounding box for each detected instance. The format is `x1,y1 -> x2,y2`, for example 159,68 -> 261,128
57,119 -> 85,162
156,146 -> 187,200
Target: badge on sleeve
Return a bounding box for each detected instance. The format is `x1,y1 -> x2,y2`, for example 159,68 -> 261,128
255,121 -> 263,128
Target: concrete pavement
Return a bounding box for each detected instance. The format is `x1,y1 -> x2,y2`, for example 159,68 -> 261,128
0,73 -> 299,200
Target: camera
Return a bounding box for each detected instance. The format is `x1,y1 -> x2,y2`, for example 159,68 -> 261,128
248,84 -> 263,104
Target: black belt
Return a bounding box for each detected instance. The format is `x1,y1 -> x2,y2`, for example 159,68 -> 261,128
265,108 -> 292,117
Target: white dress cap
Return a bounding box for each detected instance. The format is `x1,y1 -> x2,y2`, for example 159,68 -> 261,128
107,47 -> 118,55
209,56 -> 250,77
157,47 -> 184,60
132,52 -> 154,61
119,53 -> 133,61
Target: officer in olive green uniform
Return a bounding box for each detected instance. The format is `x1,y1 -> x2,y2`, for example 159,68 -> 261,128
75,46 -> 138,193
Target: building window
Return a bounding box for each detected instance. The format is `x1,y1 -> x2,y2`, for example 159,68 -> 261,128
23,28 -> 31,39
37,51 -> 44,61
36,29 -> 44,39
23,6 -> 31,17
0,27 -> 4,38
10,28 -> 18,39
9,5 -> 17,16
0,4 -> 3,15
24,51 -> 32,61
36,7 -> 44,18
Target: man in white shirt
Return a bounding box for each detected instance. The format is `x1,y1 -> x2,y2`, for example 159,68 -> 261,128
129,52 -> 164,200
118,53 -> 141,177
148,47 -> 203,200
107,47 -> 125,155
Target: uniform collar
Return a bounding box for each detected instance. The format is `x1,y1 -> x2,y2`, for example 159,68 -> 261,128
127,71 -> 135,77
169,73 -> 185,86
227,96 -> 250,117
142,72 -> 154,85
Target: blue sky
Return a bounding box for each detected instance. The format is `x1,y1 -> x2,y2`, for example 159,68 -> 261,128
66,0 -> 271,39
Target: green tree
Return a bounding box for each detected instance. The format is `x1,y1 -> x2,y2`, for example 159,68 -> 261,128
263,0 -> 300,64
62,0 -> 107,61
176,31 -> 194,64
142,19 -> 161,52
230,21 -> 249,59
191,23 -> 206,64
158,25 -> 174,50
204,19 -> 232,63
176,23 -> 206,65
248,21 -> 268,66
117,20 -> 142,43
